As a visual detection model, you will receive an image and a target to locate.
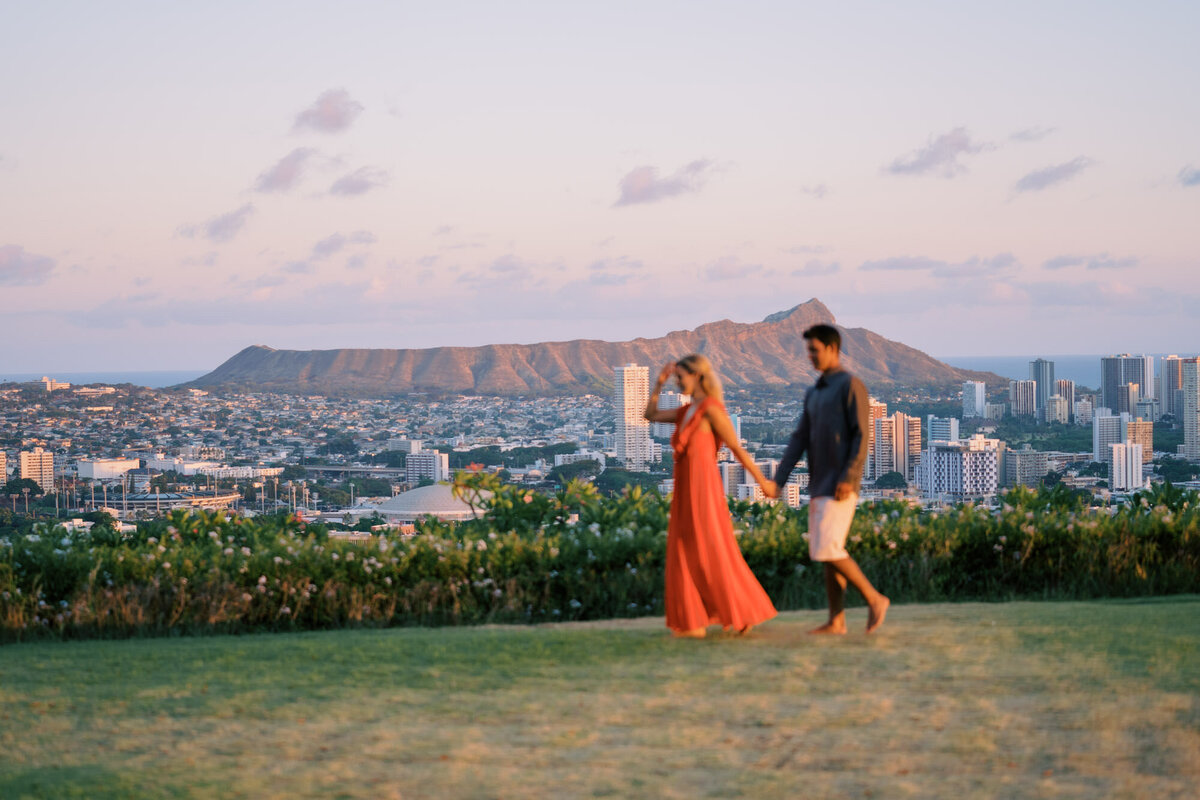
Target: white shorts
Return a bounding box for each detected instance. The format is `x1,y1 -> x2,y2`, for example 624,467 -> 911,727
807,494 -> 859,561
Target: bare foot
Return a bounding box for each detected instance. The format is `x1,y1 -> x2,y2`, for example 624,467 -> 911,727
866,595 -> 890,634
735,624 -> 756,636
674,627 -> 707,639
808,620 -> 847,635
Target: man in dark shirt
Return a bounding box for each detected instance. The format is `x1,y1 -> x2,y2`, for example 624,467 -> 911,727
772,324 -> 889,634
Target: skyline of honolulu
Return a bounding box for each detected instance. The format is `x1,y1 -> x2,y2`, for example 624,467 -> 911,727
2,2 -> 1198,372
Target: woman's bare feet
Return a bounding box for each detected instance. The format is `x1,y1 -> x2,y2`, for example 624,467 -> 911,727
674,627 -> 707,639
808,619 -> 847,635
866,595 -> 890,634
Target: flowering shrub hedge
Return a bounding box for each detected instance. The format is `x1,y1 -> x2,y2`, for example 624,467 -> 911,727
1,479 -> 1198,642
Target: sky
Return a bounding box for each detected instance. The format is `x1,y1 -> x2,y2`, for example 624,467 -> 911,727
2,1 -> 1198,372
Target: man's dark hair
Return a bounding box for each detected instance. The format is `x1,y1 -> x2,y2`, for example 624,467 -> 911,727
803,323 -> 841,351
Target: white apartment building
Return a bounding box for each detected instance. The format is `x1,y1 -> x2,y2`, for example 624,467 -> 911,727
985,402 -> 1006,421
19,447 -> 55,493
651,390 -> 689,439
554,450 -> 607,468
1074,398 -> 1094,426
195,466 -> 285,480
1054,379 -> 1076,422
962,381 -> 986,419
386,438 -> 423,454
1004,445 -> 1050,488
1110,442 -> 1148,492
926,415 -> 959,444
1092,410 -> 1128,464
866,398 -> 888,479
406,451 -> 450,484
917,434 -> 1000,503
614,364 -> 652,471
76,458 -> 141,480
0,451 -> 7,483
1009,379 -> 1037,417
1044,394 -> 1070,425
720,462 -> 747,496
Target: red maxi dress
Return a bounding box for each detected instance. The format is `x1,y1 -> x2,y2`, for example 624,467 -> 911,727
665,397 -> 777,633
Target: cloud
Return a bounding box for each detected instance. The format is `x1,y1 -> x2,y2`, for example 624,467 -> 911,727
792,260 -> 840,277
1014,157 -> 1093,193
885,127 -> 988,178
704,256 -> 762,281
1042,252 -> 1138,270
180,204 -> 254,243
801,183 -> 830,199
614,159 -> 713,206
860,253 -> 1016,278
587,256 -> 644,286
0,244 -> 55,286
282,261 -> 313,274
292,89 -> 363,134
311,230 -> 376,259
182,251 -> 219,268
254,148 -> 316,192
330,167 -> 389,196
1180,165 -> 1200,187
1009,127 -> 1055,143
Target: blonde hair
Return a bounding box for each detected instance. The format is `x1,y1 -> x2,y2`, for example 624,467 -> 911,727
676,353 -> 723,403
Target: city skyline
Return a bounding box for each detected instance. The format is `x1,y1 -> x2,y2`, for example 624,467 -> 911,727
3,2 -> 1199,372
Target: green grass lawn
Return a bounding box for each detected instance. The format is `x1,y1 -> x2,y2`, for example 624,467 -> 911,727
2,598 -> 1198,799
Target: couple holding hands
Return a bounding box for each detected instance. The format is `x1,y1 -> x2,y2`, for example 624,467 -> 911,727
644,324 -> 889,639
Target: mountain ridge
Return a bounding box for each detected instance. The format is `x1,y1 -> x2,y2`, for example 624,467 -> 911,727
182,299 -> 1005,396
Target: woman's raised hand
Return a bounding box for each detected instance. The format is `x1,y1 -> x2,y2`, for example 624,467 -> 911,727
656,363 -> 675,389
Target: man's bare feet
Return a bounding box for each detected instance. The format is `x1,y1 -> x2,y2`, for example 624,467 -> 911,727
674,627 -> 707,639
866,595 -> 890,634
808,620 -> 847,635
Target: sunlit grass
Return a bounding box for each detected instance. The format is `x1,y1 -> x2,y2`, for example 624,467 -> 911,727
2,598 -> 1198,798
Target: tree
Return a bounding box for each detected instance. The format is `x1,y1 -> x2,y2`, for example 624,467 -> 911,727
2,478 -> 43,498
873,471 -> 907,490
546,459 -> 602,486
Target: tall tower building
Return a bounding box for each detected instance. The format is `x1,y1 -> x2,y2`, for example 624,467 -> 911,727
1159,356 -> 1184,418
1029,358 -> 1055,418
19,447 -> 55,493
1054,379 -> 1076,422
1125,417 -> 1154,465
614,364 -> 652,472
651,390 -> 689,439
1101,354 -> 1154,414
1184,358 -> 1200,461
865,398 -> 888,480
1009,380 -> 1037,417
0,451 -> 7,483
962,381 -> 986,418
873,413 -> 921,481
1110,442 -> 1146,492
1093,410 -> 1127,464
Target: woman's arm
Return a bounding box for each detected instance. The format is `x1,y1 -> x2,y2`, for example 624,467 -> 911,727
644,363 -> 679,423
704,404 -> 776,495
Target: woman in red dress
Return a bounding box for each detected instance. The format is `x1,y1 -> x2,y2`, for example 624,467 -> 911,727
644,354 -> 779,638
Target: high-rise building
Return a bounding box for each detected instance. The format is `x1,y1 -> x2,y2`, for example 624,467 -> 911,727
1055,379 -> 1076,422
719,462 -> 747,497
406,451 -> 450,484
1126,417 -> 1154,464
1092,410 -> 1128,464
962,381 -> 986,418
614,364 -> 652,471
1005,444 -> 1050,488
0,451 -> 7,483
865,398 -> 888,480
1029,358 -> 1055,418
1110,442 -> 1146,492
1044,394 -> 1070,425
19,447 -> 55,493
1009,379 -> 1037,417
1101,354 -> 1154,414
1118,383 -> 1141,418
1074,398 -> 1094,426
917,434 -> 1000,502
1184,359 -> 1200,461
873,413 -> 922,482
650,390 -> 689,439
926,415 -> 959,444
1159,356 -> 1184,418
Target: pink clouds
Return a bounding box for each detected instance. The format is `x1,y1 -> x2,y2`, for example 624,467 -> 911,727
330,166 -> 389,196
0,245 -> 55,286
614,159 -> 713,206
886,127 -> 990,178
255,148 -> 316,192
292,89 -> 363,134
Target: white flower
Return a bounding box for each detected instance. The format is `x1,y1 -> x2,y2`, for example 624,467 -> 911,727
492,589 -> 502,598
26,534 -> 40,543
241,593 -> 253,602
258,575 -> 267,584
60,537 -> 71,547
332,552 -> 340,560
241,547 -> 252,556
223,547 -> 234,555
346,552 -> 355,561
475,540 -> 488,551
378,540 -> 388,553
487,532 -> 497,540
162,562 -> 171,570
273,556 -> 283,564
569,599 -> 582,609
279,606 -> 291,615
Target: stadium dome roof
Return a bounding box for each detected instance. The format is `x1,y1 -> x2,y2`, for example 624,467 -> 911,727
373,483 -> 490,522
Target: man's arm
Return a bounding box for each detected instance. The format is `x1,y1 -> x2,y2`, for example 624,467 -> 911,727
773,401 -> 810,488
836,376 -> 870,496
